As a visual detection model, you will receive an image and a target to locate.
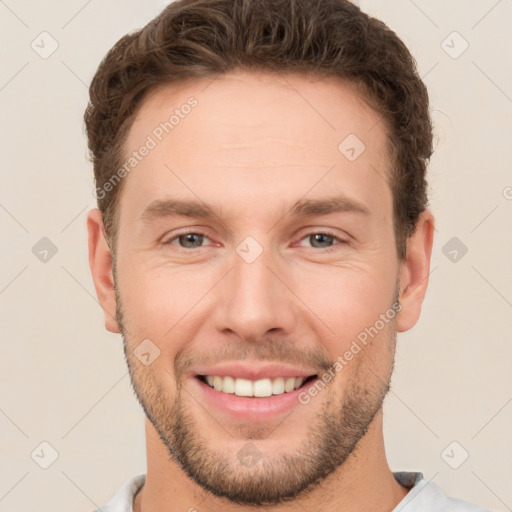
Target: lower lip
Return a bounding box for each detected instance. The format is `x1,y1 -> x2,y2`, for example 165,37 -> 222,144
191,376 -> 319,421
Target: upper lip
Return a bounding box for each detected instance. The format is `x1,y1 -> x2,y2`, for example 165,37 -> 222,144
191,362 -> 319,381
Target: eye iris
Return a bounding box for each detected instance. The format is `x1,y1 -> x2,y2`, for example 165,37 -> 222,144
174,233 -> 336,249
310,233 -> 333,248
179,233 -> 204,248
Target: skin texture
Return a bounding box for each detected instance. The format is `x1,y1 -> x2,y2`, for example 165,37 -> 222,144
87,70 -> 434,511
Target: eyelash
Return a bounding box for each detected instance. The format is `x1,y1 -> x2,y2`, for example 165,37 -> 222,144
163,230 -> 348,253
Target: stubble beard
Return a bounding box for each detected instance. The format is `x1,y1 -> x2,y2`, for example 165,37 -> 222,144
114,278 -> 398,507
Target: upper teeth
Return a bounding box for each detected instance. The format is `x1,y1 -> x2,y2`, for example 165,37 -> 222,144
204,376 -> 307,397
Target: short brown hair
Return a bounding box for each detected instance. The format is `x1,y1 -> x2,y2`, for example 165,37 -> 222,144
84,0 -> 433,260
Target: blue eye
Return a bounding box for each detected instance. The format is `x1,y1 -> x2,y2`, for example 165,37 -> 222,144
297,231 -> 346,252
306,233 -> 335,248
165,232 -> 209,249
163,230 -> 346,251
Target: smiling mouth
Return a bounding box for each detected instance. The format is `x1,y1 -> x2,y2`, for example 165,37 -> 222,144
196,374 -> 318,397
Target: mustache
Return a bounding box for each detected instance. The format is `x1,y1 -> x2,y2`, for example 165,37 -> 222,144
173,336 -> 335,378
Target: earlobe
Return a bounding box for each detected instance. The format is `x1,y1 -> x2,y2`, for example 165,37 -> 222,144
87,209 -> 121,333
396,209 -> 435,333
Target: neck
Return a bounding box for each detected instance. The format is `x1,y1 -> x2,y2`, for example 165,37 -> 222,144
134,411 -> 409,512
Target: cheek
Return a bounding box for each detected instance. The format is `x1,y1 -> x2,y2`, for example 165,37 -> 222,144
295,263 -> 397,353
120,265 -> 209,344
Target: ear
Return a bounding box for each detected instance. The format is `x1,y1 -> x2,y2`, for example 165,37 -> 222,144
396,209 -> 435,332
87,209 -> 121,333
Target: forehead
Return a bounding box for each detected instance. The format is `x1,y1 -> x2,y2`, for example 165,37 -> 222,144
119,70 -> 391,226
128,70 -> 387,155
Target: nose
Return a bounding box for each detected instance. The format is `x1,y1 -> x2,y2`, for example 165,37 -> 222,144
213,244 -> 298,343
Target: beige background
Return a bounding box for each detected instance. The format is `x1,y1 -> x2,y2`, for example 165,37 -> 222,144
1,1 -> 511,510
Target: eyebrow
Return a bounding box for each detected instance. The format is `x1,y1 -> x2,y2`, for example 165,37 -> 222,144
139,195 -> 371,224
290,196 -> 371,217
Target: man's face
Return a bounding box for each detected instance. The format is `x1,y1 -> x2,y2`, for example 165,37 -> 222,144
111,71 -> 404,505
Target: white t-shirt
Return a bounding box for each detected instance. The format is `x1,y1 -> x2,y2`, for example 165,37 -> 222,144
91,471 -> 489,511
